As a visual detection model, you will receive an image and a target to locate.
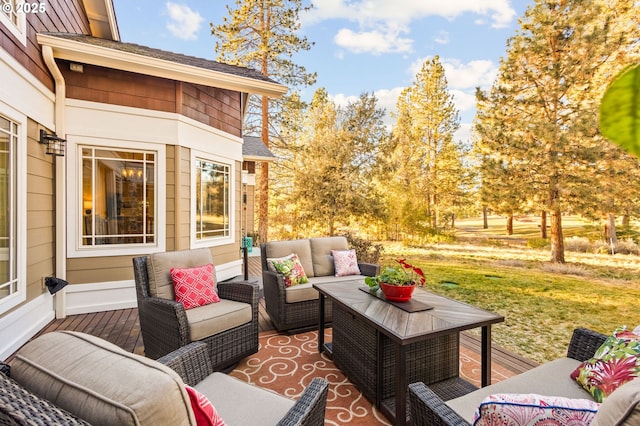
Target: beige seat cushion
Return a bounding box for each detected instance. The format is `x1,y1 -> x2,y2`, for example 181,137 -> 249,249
146,248 -> 214,299
186,299 -> 253,341
591,377 -> 640,426
285,276 -> 365,303
195,372 -> 294,426
309,236 -> 349,276
446,357 -> 590,422
11,331 -> 194,426
265,239 -> 314,277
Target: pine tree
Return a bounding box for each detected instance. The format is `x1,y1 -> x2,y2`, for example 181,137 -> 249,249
485,0 -> 637,262
387,56 -> 464,240
211,0 -> 316,243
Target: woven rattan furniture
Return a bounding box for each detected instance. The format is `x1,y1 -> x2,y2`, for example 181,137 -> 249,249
1,331 -> 329,425
133,248 -> 259,371
407,328 -> 637,426
261,237 -> 379,332
314,280 -> 504,425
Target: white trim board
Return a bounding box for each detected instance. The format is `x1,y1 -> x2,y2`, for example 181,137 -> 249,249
0,294 -> 55,361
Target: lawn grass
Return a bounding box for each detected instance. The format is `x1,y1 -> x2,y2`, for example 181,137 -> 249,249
380,233 -> 640,364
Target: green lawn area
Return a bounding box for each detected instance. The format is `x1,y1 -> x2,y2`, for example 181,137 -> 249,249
379,217 -> 640,364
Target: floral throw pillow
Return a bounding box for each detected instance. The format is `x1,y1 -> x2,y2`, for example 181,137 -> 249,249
171,263 -> 220,310
570,325 -> 640,403
332,249 -> 361,277
473,393 -> 600,426
267,253 -> 309,288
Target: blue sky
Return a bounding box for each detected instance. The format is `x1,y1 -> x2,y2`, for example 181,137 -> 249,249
112,0 -> 534,143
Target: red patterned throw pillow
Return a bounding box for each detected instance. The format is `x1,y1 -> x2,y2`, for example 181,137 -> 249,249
570,325 -> 640,403
171,263 -> 220,309
184,385 -> 226,426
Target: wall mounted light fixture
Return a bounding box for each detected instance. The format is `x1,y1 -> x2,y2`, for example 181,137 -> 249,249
39,129 -> 66,156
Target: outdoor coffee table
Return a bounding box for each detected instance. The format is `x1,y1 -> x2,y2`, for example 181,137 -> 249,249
314,280 -> 504,425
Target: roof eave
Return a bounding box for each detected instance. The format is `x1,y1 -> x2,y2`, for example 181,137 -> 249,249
244,155 -> 276,162
36,33 -> 288,98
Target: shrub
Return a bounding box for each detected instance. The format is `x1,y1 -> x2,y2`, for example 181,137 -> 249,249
564,236 -> 592,253
341,232 -> 384,264
614,238 -> 639,255
527,238 -> 549,249
541,262 -> 590,277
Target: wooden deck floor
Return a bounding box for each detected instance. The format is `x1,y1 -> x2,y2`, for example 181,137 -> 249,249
18,254 -> 538,376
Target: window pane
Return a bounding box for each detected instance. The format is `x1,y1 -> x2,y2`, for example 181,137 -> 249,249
196,159 -> 230,240
81,147 -> 155,247
0,116 -> 16,299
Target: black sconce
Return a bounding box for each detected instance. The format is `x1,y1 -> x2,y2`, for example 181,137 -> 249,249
39,129 -> 66,156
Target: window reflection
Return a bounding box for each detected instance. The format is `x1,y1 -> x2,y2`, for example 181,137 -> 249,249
82,147 -> 155,246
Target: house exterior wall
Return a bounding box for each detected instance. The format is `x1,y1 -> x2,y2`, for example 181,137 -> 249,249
0,3 -> 258,360
0,0 -> 91,91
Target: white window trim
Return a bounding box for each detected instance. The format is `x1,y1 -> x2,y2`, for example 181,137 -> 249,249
66,137 -> 166,258
0,102 -> 26,313
190,150 -> 235,249
0,1 -> 27,46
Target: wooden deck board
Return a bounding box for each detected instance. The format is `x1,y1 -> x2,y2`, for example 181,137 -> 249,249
9,255 -> 535,377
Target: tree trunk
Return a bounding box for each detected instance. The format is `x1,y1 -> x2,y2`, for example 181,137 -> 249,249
483,206 -> 488,229
258,95 -> 270,244
622,214 -> 630,227
605,212 -> 617,245
507,215 -> 513,235
540,211 -> 547,239
549,185 -> 565,262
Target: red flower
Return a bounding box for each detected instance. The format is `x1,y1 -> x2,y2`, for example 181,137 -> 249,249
397,259 -> 426,286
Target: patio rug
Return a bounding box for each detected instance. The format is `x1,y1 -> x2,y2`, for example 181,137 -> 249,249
229,330 -> 516,425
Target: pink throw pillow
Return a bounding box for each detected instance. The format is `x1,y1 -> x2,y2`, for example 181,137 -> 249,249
473,393 -> 600,425
184,385 -> 226,426
332,249 -> 361,277
171,263 -> 220,309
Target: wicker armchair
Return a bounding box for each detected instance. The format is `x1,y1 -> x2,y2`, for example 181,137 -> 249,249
132,249 -> 259,372
408,328 -> 608,426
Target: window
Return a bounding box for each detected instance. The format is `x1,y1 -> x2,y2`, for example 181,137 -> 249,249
0,1 -> 27,45
81,147 -> 155,247
0,115 -> 18,304
195,158 -> 230,241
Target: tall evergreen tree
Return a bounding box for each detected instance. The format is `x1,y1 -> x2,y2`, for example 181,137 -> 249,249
387,56 -> 465,239
211,0 -> 316,243
485,0 -> 637,262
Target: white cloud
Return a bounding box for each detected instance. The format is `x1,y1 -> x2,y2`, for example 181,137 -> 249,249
305,0 -> 516,29
434,31 -> 450,45
409,57 -> 498,90
166,2 -> 203,40
334,28 -> 413,55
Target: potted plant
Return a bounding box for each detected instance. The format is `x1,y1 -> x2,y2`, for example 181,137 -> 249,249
364,259 -> 426,302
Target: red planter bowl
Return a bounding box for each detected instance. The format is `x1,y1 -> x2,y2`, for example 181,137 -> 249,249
380,282 -> 416,302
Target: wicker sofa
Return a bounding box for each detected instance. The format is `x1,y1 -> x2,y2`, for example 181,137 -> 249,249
261,236 -> 379,332
408,328 -> 640,426
133,248 -> 259,371
1,331 -> 328,425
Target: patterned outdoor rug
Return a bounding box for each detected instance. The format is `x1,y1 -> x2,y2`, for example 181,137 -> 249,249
230,330 -> 515,425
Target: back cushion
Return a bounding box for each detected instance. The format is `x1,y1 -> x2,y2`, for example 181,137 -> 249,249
11,331 -> 195,426
147,248 -> 214,299
310,237 -> 349,276
265,239 -> 314,277
591,377 -> 640,426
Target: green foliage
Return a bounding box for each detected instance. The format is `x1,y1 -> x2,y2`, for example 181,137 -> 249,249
341,232 -> 383,265
527,237 -> 549,249
600,64 -> 640,158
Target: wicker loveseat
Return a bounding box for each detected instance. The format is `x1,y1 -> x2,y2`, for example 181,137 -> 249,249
133,248 -> 259,371
408,328 -> 640,426
261,236 -> 379,332
1,331 -> 328,425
